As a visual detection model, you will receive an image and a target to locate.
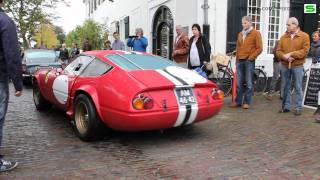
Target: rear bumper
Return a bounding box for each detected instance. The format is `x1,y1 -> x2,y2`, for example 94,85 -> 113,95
100,101 -> 223,131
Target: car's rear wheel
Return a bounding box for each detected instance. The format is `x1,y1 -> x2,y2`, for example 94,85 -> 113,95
74,94 -> 107,141
33,81 -> 51,110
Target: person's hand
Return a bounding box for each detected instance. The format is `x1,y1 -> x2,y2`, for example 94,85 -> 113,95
288,57 -> 295,63
15,91 -> 22,97
283,53 -> 291,60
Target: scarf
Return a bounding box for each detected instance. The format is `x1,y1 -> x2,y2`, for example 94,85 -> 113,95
242,27 -> 253,41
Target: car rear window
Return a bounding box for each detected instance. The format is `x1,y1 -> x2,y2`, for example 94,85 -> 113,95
26,51 -> 56,64
106,54 -> 177,70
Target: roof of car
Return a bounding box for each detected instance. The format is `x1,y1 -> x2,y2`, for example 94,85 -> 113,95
83,50 -> 150,57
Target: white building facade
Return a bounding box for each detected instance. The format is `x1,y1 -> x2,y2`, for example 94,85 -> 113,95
83,0 -> 317,76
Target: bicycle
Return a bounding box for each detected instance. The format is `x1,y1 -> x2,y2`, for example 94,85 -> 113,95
207,53 -> 235,96
253,65 -> 268,95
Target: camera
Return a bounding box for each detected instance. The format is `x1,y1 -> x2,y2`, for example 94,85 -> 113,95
128,35 -> 138,38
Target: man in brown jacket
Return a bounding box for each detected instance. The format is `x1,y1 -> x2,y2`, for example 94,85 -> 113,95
276,17 -> 310,116
229,16 -> 263,109
172,25 -> 189,67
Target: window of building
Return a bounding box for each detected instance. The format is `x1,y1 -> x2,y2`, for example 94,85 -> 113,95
267,0 -> 281,54
124,16 -> 129,39
247,0 -> 261,30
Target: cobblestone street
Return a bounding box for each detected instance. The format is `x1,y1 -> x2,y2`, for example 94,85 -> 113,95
0,84 -> 319,179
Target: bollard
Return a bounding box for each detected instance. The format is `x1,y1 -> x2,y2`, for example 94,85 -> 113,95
232,69 -> 237,102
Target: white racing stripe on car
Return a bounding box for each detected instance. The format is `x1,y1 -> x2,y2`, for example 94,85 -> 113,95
173,106 -> 187,127
186,104 -> 199,125
156,70 -> 183,86
156,69 -> 199,127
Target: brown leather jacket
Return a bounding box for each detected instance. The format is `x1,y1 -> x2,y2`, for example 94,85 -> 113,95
276,31 -> 310,68
172,32 -> 189,63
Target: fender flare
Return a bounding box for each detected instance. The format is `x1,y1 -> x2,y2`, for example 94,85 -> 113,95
73,86 -> 103,121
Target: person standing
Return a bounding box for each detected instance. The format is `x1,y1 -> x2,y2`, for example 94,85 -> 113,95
103,40 -> 112,50
112,32 -> 125,50
172,25 -> 189,67
229,16 -> 263,109
266,40 -> 284,100
187,24 -> 211,70
0,0 -> 23,171
276,17 -> 310,116
310,31 -> 320,64
71,43 -> 80,59
127,28 -> 148,52
83,38 -> 92,52
39,41 -> 46,49
59,43 -> 69,64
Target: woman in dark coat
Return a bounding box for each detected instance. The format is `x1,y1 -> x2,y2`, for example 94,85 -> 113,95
187,23 -> 211,70
310,31 -> 320,64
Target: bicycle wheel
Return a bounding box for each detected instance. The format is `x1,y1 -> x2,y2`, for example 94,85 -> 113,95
209,69 -> 232,96
253,69 -> 267,95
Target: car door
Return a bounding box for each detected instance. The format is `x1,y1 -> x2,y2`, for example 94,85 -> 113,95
50,56 -> 93,110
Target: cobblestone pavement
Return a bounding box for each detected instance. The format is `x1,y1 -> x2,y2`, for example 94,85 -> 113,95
0,84 -> 319,179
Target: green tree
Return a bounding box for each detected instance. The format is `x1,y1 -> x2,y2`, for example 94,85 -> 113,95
65,19 -> 104,50
3,0 -> 69,48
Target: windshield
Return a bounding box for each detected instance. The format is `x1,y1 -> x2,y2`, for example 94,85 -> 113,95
26,51 -> 57,64
106,54 -> 177,70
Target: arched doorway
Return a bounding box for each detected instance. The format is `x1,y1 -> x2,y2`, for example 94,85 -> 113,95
152,6 -> 174,59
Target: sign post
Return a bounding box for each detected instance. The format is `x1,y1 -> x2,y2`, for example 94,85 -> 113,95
303,65 -> 320,109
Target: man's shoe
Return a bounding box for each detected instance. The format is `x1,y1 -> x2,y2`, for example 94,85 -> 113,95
242,104 -> 249,109
266,95 -> 272,101
229,102 -> 241,108
294,109 -> 302,116
279,109 -> 290,113
0,159 -> 18,172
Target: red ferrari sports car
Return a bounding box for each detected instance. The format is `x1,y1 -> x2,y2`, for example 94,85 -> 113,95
33,50 -> 224,141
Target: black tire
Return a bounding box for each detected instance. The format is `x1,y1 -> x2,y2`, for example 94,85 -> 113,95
209,69 -> 232,96
33,81 -> 52,110
74,94 -> 107,141
253,69 -> 267,95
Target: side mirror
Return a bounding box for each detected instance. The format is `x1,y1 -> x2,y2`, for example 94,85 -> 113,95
57,68 -> 63,73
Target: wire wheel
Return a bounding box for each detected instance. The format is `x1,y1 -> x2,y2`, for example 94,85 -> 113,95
75,102 -> 90,135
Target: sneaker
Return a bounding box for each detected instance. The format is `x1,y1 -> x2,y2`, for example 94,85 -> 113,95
229,102 -> 241,108
0,159 -> 18,172
242,104 -> 249,109
294,109 -> 302,116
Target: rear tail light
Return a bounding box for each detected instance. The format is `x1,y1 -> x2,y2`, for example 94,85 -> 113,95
211,88 -> 224,100
22,64 -> 27,72
133,94 -> 154,110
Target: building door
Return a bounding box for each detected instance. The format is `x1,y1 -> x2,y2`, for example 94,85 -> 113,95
290,0 -> 320,37
152,6 -> 173,59
226,0 -> 247,53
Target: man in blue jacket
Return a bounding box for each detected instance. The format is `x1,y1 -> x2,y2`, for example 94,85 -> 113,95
0,0 -> 23,172
127,28 -> 148,52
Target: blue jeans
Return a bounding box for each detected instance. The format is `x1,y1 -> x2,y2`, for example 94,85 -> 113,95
236,60 -> 255,105
0,82 -> 9,149
281,66 -> 304,110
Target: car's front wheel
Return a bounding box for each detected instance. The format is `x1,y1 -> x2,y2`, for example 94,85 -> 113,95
74,94 -> 107,141
33,81 -> 52,110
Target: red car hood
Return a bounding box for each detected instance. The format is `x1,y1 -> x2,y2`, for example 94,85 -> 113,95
128,66 -> 211,90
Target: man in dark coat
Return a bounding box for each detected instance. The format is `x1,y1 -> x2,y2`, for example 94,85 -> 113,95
0,0 -> 23,171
